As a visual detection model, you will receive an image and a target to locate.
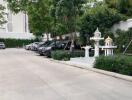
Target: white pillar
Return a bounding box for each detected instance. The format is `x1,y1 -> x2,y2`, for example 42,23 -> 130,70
85,49 -> 89,58
82,46 -> 92,58
94,41 -> 99,57
105,49 -> 107,56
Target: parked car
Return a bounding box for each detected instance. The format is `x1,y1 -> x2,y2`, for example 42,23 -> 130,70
37,41 -> 68,56
30,42 -> 39,51
36,41 -> 52,51
0,42 -> 6,49
25,42 -> 39,50
37,41 -> 55,55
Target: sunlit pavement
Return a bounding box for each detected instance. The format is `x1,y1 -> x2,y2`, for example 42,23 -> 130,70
0,48 -> 132,100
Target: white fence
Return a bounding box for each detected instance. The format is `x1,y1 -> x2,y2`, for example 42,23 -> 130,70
111,19 -> 132,32
0,32 -> 35,40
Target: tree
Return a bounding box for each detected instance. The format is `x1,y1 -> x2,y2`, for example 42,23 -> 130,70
7,0 -> 53,39
27,0 -> 53,38
0,4 -> 6,26
105,0 -> 132,16
104,0 -> 118,8
49,0 -> 66,38
7,0 -> 30,13
117,0 -> 132,16
79,5 -> 123,45
56,0 -> 86,51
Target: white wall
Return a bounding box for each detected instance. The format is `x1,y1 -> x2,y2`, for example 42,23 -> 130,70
0,0 -> 32,39
11,12 -> 26,33
0,32 -> 35,40
0,0 -> 29,33
111,19 -> 132,32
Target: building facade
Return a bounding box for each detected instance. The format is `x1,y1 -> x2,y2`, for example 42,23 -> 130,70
0,0 -> 29,33
0,0 -> 35,39
111,19 -> 132,32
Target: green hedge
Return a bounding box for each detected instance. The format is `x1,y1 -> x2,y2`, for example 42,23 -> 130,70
0,38 -> 36,48
51,50 -> 85,61
94,55 -> 132,76
51,50 -> 70,61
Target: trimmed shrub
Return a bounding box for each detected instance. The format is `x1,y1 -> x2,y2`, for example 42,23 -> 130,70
51,50 -> 70,61
51,50 -> 85,61
94,55 -> 132,76
0,38 -> 36,48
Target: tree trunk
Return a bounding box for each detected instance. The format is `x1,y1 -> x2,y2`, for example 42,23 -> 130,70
70,32 -> 75,52
46,33 -> 49,41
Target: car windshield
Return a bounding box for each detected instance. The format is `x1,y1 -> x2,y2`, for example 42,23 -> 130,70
46,41 -> 60,47
40,41 -> 52,47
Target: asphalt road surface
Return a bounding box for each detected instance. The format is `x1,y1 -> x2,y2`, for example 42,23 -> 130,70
0,48 -> 132,100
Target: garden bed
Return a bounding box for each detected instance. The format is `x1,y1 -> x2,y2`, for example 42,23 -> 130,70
94,55 -> 132,76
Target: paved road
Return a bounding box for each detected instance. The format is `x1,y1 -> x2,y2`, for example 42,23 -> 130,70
0,48 -> 132,100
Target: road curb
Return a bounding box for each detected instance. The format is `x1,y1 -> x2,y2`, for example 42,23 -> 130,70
50,59 -> 132,82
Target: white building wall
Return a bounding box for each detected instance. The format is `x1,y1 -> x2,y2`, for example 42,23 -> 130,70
111,19 -> 132,32
0,32 -> 35,40
11,12 -> 25,33
0,0 -> 34,39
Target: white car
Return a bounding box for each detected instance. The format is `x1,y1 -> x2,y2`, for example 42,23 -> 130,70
0,42 -> 6,49
25,42 -> 39,50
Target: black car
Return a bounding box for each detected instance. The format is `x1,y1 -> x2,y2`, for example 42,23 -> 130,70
0,42 -> 6,49
37,40 -> 82,56
36,41 -> 53,51
38,41 -> 69,56
37,40 -> 54,55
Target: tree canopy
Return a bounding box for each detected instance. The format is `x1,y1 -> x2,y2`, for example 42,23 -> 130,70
79,4 -> 123,45
0,4 -> 6,26
7,0 -> 53,36
6,0 -> 132,46
7,0 -> 86,38
105,0 -> 132,16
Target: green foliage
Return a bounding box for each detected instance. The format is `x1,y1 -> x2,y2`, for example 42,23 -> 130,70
117,0 -> 132,16
94,55 -> 132,76
79,5 -> 123,45
114,28 -> 132,53
7,0 -> 53,36
0,38 -> 35,48
51,50 -> 84,60
55,0 -> 86,51
56,0 -> 86,33
7,0 -> 86,38
27,0 -> 53,36
0,4 -> 6,25
51,50 -> 70,60
7,0 -> 31,13
105,0 -> 132,16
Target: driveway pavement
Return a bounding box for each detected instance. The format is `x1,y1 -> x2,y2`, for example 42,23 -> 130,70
0,48 -> 132,100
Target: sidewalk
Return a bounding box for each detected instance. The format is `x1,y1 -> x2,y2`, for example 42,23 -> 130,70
50,59 -> 132,82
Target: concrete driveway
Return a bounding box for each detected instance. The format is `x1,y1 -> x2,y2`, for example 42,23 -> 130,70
0,48 -> 132,100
